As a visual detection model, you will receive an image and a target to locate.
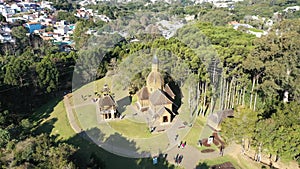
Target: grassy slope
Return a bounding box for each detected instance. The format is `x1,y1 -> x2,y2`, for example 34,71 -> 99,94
108,119 -> 155,138
31,77 -> 266,169
197,154 -> 269,169
32,99 -> 179,169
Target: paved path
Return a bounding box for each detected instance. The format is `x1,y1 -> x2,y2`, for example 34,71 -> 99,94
166,144 -> 237,169
64,94 -> 239,168
64,95 -> 82,133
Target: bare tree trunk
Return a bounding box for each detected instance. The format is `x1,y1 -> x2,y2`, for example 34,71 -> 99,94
283,69 -> 291,103
219,76 -> 224,110
239,89 -> 241,105
227,77 -> 234,109
250,76 -> 256,109
203,82 -> 207,116
221,77 -> 226,110
224,79 -> 229,109
196,81 -> 200,114
256,143 -> 262,162
235,85 -> 239,105
247,138 -> 251,151
232,80 -> 237,107
253,78 -> 258,111
242,87 -> 245,106
199,82 -> 203,115
242,138 -> 245,155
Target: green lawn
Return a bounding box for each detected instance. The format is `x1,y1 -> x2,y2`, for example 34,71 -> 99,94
197,154 -> 268,169
32,99 -> 75,140
31,76 -> 265,169
32,98 -> 179,169
183,116 -> 206,147
73,104 -> 98,130
71,76 -> 128,107
197,155 -> 242,169
108,119 -> 156,138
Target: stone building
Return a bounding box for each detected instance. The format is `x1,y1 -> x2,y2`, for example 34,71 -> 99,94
98,84 -> 118,120
136,55 -> 176,125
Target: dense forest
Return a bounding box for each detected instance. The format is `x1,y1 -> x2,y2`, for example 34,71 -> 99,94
0,0 -> 299,168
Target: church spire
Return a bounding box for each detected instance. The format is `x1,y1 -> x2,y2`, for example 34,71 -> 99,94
152,54 -> 159,72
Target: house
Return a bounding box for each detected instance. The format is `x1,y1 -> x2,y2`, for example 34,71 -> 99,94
0,5 -> 16,18
24,22 -> 42,33
6,17 -> 25,23
94,14 -> 110,22
136,55 -> 176,125
98,84 -> 119,120
54,25 -> 69,35
283,6 -> 300,12
0,33 -> 13,43
207,109 -> 234,131
40,1 -> 54,10
75,8 -> 93,19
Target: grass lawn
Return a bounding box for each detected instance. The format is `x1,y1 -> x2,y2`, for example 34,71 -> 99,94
31,76 -> 267,169
197,155 -> 243,168
182,116 -> 206,146
32,99 -> 75,140
32,98 -> 179,169
197,154 -> 268,169
108,119 -> 156,138
72,76 -> 128,107
73,104 -> 98,130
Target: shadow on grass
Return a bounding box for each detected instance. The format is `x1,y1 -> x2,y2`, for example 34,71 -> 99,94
66,127 -> 176,169
33,118 -> 58,135
30,98 -> 61,127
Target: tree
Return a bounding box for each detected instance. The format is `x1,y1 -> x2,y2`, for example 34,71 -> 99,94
0,13 -> 6,22
246,19 -> 300,104
221,107 -> 259,153
4,57 -> 32,87
73,21 -> 90,49
0,128 -> 10,147
6,134 -> 77,168
56,11 -> 78,24
254,102 -> 300,164
11,26 -> 29,55
36,56 -> 59,93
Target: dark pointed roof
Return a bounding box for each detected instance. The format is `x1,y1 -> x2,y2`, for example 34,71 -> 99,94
152,54 -> 158,64
149,90 -> 173,106
164,84 -> 175,98
99,95 -> 117,109
137,87 -> 149,100
147,71 -> 164,87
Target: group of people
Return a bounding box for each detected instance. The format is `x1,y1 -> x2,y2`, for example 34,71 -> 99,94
174,141 -> 187,165
175,154 -> 183,165
178,141 -> 186,149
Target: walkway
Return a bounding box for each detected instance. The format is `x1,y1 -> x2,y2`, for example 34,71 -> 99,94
165,144 -> 237,169
64,94 -> 238,168
64,95 -> 82,133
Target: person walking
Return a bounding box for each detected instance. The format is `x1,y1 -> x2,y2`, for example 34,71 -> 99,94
178,141 -> 182,148
175,154 -> 179,164
175,134 -> 178,141
178,155 -> 183,164
219,145 -> 224,156
198,140 -> 202,147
